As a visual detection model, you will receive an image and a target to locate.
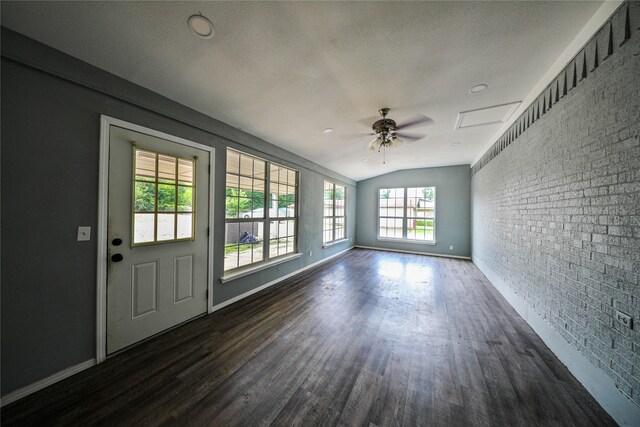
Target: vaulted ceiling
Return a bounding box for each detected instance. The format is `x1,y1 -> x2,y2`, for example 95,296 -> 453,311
1,1 -> 607,180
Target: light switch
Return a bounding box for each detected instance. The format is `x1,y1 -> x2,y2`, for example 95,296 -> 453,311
77,226 -> 91,241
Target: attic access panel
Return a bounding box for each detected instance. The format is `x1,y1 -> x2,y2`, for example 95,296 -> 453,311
455,102 -> 521,129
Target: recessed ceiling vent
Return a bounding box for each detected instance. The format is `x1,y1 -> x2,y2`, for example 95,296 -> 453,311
455,102 -> 521,129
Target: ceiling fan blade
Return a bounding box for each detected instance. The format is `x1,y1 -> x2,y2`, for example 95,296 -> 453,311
398,115 -> 433,129
358,115 -> 382,127
340,132 -> 375,141
394,132 -> 424,142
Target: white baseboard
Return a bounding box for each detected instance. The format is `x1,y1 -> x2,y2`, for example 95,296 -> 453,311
473,257 -> 640,427
1,358 -> 96,407
355,245 -> 471,260
211,246 -> 353,312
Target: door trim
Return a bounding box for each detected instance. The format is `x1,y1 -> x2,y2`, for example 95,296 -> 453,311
96,115 -> 215,363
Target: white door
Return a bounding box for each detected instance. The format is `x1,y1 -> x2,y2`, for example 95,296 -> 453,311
106,125 -> 210,354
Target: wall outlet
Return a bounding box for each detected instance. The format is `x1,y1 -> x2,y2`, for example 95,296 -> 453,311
615,310 -> 633,329
309,250 -> 312,257
449,245 -> 454,251
77,226 -> 91,241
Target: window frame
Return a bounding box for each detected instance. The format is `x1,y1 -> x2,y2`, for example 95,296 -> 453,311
377,186 -> 436,244
224,148 -> 300,274
131,147 -> 196,247
322,180 -> 348,246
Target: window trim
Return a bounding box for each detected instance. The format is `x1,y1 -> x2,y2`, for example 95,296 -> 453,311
220,252 -> 303,283
322,239 -> 349,249
131,148 -> 197,247
322,180 -> 347,245
377,186 -> 436,244
224,149 -> 300,274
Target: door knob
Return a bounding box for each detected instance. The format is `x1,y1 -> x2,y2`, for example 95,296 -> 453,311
111,254 -> 124,262
112,238 -> 123,246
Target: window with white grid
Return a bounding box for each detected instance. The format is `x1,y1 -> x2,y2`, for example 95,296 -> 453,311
224,149 -> 298,272
378,186 -> 435,243
323,180 -> 346,244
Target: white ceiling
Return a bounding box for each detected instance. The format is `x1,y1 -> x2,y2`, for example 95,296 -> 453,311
1,1 -> 605,181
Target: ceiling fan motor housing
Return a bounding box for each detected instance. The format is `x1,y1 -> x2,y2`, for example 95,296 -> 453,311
372,108 -> 397,139
367,106 -> 428,154
372,118 -> 397,135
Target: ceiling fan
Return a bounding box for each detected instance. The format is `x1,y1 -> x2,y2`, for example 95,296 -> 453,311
365,108 -> 430,153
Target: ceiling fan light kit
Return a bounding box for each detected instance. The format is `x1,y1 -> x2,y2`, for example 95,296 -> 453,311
365,108 -> 429,164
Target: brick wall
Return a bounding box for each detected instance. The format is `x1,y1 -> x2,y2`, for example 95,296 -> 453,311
471,11 -> 640,407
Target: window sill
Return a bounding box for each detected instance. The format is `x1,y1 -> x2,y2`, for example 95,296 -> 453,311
220,252 -> 303,283
322,239 -> 350,249
377,238 -> 436,246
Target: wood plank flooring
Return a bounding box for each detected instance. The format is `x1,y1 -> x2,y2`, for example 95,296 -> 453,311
2,249 -> 616,426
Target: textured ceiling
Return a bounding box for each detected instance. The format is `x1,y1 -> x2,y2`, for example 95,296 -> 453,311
1,1 -> 604,181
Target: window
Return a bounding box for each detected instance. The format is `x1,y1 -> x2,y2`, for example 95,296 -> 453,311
225,149 -> 298,272
378,186 -> 435,243
378,188 -> 404,239
132,148 -> 195,245
323,180 -> 346,244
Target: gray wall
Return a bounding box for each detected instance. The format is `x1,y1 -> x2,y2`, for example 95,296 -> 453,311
471,26 -> 640,408
355,165 -> 471,258
0,28 -> 355,396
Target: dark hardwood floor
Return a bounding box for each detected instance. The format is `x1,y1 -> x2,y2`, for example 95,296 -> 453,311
2,249 -> 616,426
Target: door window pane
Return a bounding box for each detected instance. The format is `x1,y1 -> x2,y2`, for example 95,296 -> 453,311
132,148 -> 196,245
158,155 -> 177,183
157,214 -> 175,241
134,182 -> 155,212
178,158 -> 193,185
177,186 -> 193,212
135,150 -> 156,181
158,184 -> 176,212
177,213 -> 193,239
134,214 -> 155,243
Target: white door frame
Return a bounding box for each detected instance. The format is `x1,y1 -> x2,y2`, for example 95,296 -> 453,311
96,115 -> 215,363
